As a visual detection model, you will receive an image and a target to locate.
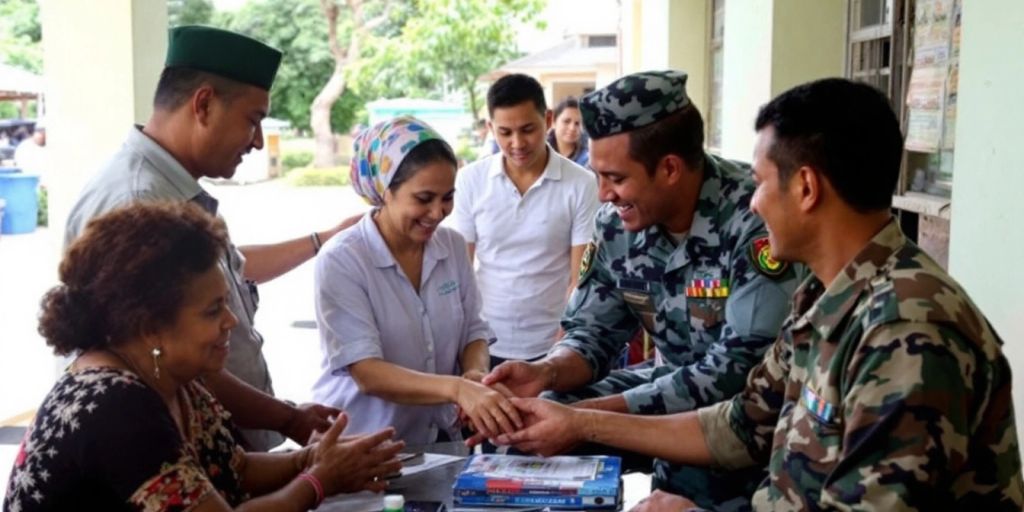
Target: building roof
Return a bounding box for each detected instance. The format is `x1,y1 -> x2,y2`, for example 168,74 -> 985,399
483,36 -> 617,80
0,63 -> 43,101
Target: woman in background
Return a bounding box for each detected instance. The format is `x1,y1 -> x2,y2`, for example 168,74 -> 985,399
547,97 -> 589,167
312,116 -> 521,447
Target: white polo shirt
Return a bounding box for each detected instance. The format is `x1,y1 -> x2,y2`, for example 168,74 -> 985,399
452,148 -> 599,360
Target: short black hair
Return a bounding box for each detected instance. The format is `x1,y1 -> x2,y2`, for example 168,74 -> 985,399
628,104 -> 705,175
487,74 -> 546,117
153,67 -> 246,111
553,96 -> 580,120
389,139 -> 458,192
754,78 -> 903,213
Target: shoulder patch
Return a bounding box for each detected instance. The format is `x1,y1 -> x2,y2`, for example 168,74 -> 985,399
749,236 -> 789,279
578,240 -> 598,284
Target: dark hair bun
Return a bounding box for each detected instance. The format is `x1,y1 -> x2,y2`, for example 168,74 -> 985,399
38,286 -> 104,356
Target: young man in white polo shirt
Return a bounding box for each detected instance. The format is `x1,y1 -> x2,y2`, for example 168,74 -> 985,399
453,74 -> 599,368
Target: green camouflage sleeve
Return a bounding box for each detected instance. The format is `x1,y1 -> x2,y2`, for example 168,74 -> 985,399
699,332 -> 791,470
556,222 -> 640,381
816,321 -> 1024,510
622,223 -> 799,415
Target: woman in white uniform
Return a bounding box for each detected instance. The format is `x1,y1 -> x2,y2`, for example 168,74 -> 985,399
312,116 -> 521,446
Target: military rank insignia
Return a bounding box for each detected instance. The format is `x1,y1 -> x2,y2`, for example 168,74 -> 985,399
801,385 -> 836,423
685,278 -> 729,298
578,240 -> 597,283
749,236 -> 789,278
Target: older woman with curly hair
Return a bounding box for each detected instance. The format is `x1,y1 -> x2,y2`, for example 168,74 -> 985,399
4,202 -> 403,512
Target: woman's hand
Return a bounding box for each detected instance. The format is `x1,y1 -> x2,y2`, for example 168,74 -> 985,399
307,413 -> 405,496
454,378 -> 524,439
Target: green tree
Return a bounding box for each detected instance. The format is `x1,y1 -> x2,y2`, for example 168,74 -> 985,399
308,0 -> 401,167
0,0 -> 42,73
0,0 -> 42,118
355,0 -> 546,121
219,0 -> 366,137
168,0 -> 215,27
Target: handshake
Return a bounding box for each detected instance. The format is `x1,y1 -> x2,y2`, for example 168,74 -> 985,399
456,360 -> 596,457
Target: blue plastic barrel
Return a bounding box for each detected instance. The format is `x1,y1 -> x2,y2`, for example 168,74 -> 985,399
0,173 -> 39,234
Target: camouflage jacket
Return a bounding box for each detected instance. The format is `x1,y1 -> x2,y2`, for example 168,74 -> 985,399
555,154 -> 800,414
699,220 -> 1024,510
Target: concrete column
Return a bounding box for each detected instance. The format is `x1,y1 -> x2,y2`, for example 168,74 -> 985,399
720,0 -> 845,162
948,0 -> 1024,443
40,0 -> 167,243
619,0 -> 709,115
619,0 -> 643,76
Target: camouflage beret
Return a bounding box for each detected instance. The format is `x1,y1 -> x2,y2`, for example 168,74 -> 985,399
580,70 -> 690,139
166,26 -> 282,91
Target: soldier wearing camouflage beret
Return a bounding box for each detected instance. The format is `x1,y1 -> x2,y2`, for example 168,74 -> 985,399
480,70 -> 802,510
489,78 -> 1024,511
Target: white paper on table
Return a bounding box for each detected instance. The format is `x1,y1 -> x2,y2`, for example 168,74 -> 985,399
396,452 -> 466,479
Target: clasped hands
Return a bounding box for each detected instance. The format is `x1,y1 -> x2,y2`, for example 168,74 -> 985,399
458,361 -> 590,457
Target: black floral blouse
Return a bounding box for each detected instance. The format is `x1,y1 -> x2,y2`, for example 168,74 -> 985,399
4,367 -> 249,511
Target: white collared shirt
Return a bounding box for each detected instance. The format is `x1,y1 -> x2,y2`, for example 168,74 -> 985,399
451,148 -> 599,359
312,212 -> 494,446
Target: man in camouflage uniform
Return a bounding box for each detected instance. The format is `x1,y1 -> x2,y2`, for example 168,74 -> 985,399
492,78 -> 1024,511
481,70 -> 801,511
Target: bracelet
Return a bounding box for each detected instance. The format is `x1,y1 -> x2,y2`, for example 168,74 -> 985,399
297,471 -> 325,507
310,232 -> 323,255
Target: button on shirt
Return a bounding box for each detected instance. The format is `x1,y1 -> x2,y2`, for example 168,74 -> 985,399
451,149 -> 598,359
64,126 -> 280,451
312,212 -> 495,446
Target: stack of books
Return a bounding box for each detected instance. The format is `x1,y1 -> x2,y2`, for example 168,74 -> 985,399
452,454 -> 622,510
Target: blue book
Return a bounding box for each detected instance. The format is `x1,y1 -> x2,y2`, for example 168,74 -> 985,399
452,455 -> 622,510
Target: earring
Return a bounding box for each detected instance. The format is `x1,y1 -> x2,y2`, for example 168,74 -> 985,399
151,347 -> 162,380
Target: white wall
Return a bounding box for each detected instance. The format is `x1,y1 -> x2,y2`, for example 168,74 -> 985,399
637,0 -> 670,72
949,0 -> 1024,439
41,0 -> 166,242
619,0 -> 709,117
719,0 -> 774,162
720,0 -> 845,163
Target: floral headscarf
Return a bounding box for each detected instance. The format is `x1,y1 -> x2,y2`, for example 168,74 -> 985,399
350,116 -> 445,206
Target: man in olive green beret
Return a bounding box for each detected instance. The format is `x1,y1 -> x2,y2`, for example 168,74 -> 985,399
66,26 -> 355,451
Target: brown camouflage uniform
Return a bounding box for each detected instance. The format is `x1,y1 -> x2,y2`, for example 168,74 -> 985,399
697,220 -> 1024,510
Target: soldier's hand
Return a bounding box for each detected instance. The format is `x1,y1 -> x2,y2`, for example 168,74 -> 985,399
629,490 -> 698,512
572,394 -> 629,413
455,379 -> 524,438
491,397 -> 582,457
482,361 -> 549,398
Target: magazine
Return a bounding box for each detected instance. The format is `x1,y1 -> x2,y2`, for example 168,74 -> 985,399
452,455 -> 622,510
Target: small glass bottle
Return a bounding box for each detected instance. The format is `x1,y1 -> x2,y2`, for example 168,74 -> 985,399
384,494 -> 405,512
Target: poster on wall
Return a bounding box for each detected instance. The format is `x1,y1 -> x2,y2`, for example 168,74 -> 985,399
905,0 -> 956,152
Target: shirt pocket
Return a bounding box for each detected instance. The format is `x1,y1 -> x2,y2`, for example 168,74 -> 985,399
783,386 -> 843,485
437,278 -> 466,341
683,266 -> 728,342
618,278 -> 660,335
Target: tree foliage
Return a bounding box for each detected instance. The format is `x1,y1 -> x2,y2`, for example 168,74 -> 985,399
218,0 -> 366,134
0,0 -> 42,73
352,0 -> 546,120
168,0 -> 216,27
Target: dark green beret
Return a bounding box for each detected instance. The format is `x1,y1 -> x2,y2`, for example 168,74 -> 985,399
580,70 -> 690,139
166,25 -> 282,91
